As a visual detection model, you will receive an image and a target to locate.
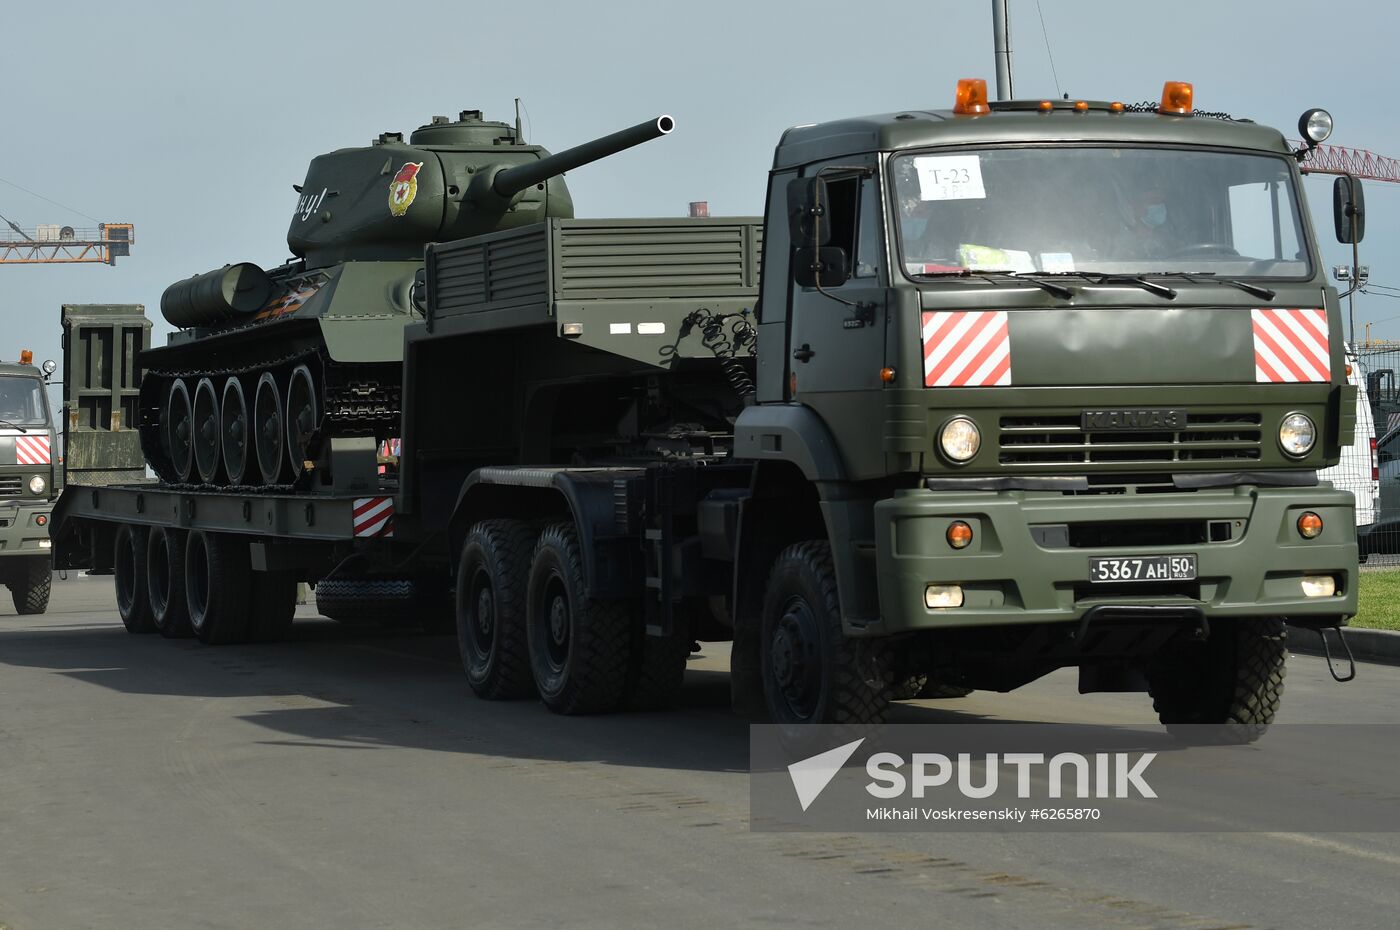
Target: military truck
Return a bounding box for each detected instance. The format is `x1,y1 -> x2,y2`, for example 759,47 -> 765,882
54,81 -> 1359,737
0,351 -> 60,614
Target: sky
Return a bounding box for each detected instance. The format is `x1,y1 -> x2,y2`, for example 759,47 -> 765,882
3,0 -> 1399,377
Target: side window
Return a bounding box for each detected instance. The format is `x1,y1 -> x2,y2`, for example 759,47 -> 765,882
853,176 -> 882,279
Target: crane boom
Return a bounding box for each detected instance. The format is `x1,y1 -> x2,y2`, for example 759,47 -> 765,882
0,222 -> 134,265
1294,141 -> 1400,183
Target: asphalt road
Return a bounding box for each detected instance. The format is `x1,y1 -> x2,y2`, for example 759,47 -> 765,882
2,576 -> 1398,930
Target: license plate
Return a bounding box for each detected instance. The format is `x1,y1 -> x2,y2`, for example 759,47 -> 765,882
1088,554 -> 1197,583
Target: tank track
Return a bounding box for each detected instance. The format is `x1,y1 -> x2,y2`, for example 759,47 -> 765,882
144,348 -> 401,489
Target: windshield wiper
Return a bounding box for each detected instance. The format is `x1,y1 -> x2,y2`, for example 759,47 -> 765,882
1156,272 -> 1276,300
0,419 -> 28,433
1031,272 -> 1176,300
910,269 -> 1073,299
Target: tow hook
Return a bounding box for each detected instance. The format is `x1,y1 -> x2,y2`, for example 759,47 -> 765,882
1314,626 -> 1357,683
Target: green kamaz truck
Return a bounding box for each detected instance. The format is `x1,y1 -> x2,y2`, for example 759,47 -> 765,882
0,351 -> 60,614
53,81 -> 1359,737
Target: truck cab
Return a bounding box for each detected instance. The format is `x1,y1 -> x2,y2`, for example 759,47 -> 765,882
0,354 -> 59,614
735,81 -> 1356,728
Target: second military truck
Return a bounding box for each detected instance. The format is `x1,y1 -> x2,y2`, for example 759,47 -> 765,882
55,81 -> 1359,736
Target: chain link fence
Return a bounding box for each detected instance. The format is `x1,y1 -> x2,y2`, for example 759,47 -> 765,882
1352,345 -> 1400,565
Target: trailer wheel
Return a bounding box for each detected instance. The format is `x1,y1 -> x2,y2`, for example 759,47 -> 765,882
185,531 -> 251,645
760,540 -> 890,731
146,527 -> 192,638
114,524 -> 157,634
526,522 -> 631,715
1147,617 -> 1287,743
249,571 -> 297,642
9,556 -> 52,616
456,520 -> 537,699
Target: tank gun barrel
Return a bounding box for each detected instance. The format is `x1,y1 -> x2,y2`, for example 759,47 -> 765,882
489,115 -> 674,200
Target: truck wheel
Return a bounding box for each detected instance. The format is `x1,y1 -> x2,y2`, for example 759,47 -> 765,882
893,673 -> 974,701
185,531 -> 251,645
624,620 -> 690,710
760,541 -> 891,729
526,522 -> 631,715
1148,617 -> 1287,742
9,556 -> 52,615
114,524 -> 157,633
250,572 -> 297,642
146,526 -> 192,638
457,520 -> 537,699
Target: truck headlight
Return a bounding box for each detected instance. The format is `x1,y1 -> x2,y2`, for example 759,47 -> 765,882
1278,413 -> 1315,457
939,417 -> 981,463
28,475 -> 45,495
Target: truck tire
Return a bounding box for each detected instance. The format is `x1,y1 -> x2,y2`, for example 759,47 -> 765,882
314,578 -> 419,627
114,524 -> 157,634
146,527 -> 193,638
185,531 -> 251,645
525,522 -> 631,715
760,540 -> 891,730
624,620 -> 690,710
457,520 -> 537,699
1148,617 -> 1287,742
249,571 -> 297,642
9,556 -> 52,615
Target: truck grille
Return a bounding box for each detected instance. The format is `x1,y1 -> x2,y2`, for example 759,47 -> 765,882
0,476 -> 22,496
999,413 -> 1262,467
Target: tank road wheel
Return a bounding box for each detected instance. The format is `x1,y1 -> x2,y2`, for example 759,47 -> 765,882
185,530 -> 251,645
192,377 -> 223,484
114,524 -> 157,634
525,522 -> 632,715
1147,617 -> 1288,743
9,556 -> 52,615
457,520 -> 538,699
221,377 -> 251,485
146,526 -> 192,638
166,379 -> 195,484
760,541 -> 891,735
254,372 -> 286,485
285,364 -> 318,477
249,571 -> 297,643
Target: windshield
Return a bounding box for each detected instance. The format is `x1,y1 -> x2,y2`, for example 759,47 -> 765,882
891,146 -> 1311,279
0,376 -> 48,427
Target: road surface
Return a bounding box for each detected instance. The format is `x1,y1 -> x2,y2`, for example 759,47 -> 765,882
0,575 -> 1396,930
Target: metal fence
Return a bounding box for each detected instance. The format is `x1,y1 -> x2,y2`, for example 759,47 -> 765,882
1353,344 -> 1400,564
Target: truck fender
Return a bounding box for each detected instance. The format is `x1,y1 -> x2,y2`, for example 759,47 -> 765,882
733,403 -> 848,483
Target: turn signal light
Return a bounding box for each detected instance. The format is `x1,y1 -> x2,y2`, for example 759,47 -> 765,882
1158,81 -> 1194,115
953,78 -> 990,115
35,514 -> 47,527
947,521 -> 974,549
1297,512 -> 1324,539
880,367 -> 897,383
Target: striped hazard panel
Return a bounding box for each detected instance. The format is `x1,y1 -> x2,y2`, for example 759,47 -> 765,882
1251,308 -> 1330,383
921,311 -> 1011,387
352,497 -> 394,538
15,435 -> 50,465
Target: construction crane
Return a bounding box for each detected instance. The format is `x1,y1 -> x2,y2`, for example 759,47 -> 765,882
1295,142 -> 1400,183
0,217 -> 133,265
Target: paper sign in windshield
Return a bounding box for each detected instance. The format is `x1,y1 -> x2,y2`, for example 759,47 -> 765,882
916,155 -> 986,201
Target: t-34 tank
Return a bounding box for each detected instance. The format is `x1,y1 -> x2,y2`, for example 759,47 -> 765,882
141,110 -> 674,487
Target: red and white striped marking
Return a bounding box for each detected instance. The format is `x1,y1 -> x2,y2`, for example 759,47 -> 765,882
921,311 -> 1012,387
1252,308 -> 1330,383
15,435 -> 50,466
352,497 -> 394,538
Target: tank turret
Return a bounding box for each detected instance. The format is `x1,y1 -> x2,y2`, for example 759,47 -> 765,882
140,112 -> 673,487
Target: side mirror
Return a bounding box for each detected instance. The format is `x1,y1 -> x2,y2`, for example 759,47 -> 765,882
792,246 -> 849,288
1334,175 -> 1366,244
787,177 -> 832,247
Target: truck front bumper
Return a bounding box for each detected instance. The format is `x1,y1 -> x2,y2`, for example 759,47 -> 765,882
0,498 -> 54,557
872,483 -> 1357,633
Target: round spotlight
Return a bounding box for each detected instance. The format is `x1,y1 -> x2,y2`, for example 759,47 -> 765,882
1298,108 -> 1333,144
28,475 -> 45,495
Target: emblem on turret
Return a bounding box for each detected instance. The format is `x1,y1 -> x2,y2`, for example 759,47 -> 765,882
389,162 -> 423,217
